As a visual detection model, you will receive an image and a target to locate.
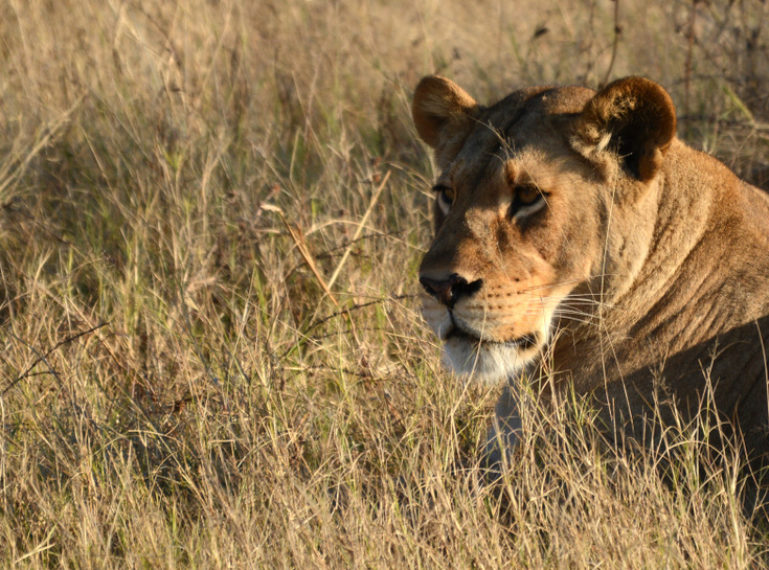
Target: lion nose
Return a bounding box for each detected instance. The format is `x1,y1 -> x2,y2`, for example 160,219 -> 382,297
419,273 -> 482,308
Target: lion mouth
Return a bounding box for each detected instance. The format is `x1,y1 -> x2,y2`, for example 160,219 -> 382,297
442,321 -> 538,350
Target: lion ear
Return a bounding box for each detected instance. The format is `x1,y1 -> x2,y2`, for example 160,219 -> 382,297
412,75 -> 478,148
571,77 -> 676,182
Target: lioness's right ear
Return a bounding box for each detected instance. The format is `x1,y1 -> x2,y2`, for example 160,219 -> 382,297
412,75 -> 478,148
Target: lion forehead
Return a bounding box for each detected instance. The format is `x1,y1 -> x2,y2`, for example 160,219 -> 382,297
443,87 -> 600,183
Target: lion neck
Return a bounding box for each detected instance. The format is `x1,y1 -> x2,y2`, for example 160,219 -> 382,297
549,139 -> 769,391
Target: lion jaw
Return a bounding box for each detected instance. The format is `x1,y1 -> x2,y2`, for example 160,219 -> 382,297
421,295 -> 548,384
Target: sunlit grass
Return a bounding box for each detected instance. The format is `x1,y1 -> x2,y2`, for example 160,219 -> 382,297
1,0 -> 769,566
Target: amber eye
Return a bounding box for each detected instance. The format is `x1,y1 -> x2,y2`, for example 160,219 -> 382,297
516,185 -> 540,205
510,184 -> 547,218
432,184 -> 454,212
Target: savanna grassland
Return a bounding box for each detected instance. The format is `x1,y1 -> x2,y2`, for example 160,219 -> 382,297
2,0 -> 769,567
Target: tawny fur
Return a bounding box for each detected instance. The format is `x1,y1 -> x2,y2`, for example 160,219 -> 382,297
413,75 -> 769,462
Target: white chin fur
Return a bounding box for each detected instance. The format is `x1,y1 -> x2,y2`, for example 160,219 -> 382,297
441,337 -> 527,385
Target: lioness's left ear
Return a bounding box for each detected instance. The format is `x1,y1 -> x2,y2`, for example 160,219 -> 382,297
571,77 -> 676,182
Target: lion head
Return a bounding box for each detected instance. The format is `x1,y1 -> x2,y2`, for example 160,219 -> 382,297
413,75 -> 678,384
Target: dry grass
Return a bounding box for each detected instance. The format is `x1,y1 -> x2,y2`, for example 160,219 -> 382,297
1,0 -> 769,566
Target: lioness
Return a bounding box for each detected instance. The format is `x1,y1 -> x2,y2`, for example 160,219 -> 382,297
412,75 -> 769,464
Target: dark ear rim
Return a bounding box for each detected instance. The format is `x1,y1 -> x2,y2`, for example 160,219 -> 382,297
574,76 -> 677,182
412,75 -> 478,148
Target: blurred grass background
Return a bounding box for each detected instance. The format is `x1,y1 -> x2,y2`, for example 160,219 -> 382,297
1,0 -> 769,566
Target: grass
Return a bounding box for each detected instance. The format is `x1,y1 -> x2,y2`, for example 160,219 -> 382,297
1,0 -> 769,566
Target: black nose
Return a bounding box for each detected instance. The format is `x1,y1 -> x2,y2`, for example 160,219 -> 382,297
419,273 -> 482,307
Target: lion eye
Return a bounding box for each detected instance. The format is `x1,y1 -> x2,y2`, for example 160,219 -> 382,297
516,185 -> 540,205
510,184 -> 547,219
432,184 -> 454,214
